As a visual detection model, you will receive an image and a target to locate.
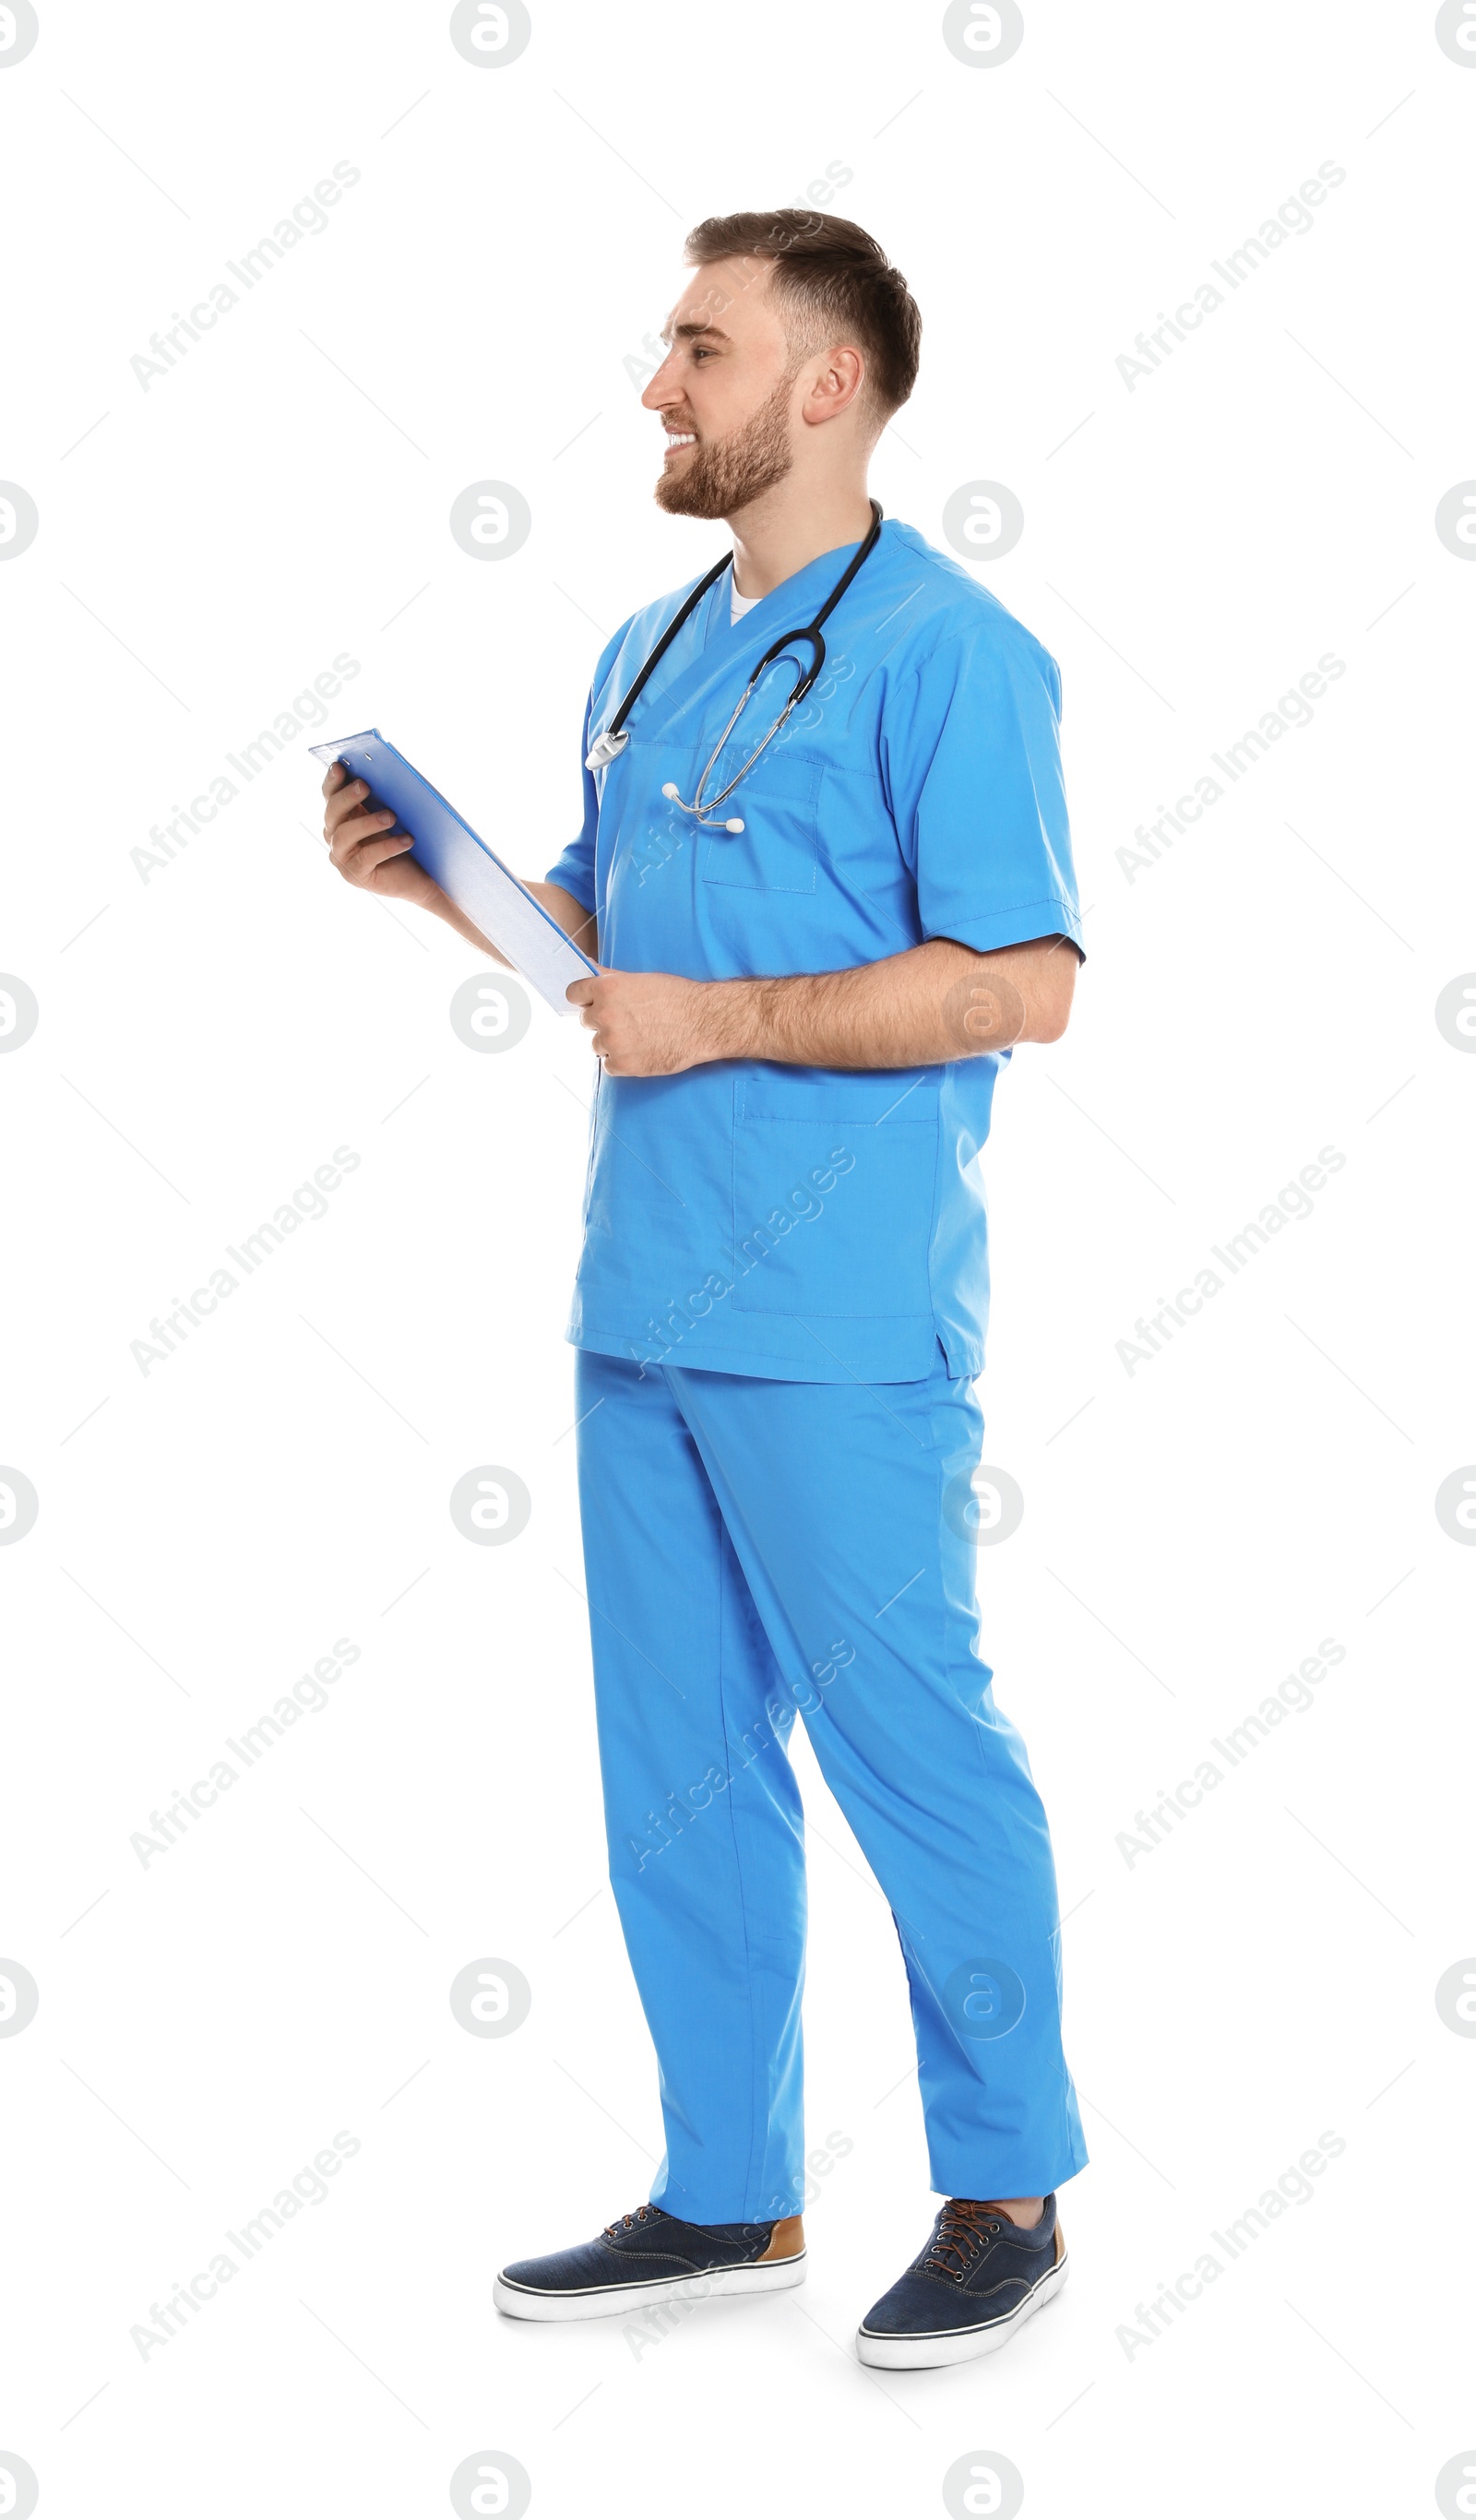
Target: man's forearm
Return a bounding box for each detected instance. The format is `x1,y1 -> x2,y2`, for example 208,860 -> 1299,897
694,935 -> 1077,1070
426,879 -> 598,967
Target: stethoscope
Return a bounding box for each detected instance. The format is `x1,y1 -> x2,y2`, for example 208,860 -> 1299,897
584,500 -> 884,832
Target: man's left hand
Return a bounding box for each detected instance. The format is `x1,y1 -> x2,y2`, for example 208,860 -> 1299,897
566,969 -> 720,1076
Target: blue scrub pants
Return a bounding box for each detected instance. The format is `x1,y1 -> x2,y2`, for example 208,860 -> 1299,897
573,1345 -> 1089,2223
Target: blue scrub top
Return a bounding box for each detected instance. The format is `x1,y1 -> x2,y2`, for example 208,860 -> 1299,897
545,517 -> 1083,1385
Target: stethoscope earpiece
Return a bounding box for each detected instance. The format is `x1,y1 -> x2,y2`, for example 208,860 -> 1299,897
663,779 -> 741,831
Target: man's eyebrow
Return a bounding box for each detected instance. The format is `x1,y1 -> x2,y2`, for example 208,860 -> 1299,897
661,319 -> 732,346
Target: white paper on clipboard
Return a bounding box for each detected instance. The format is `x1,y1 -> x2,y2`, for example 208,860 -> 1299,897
309,728 -> 597,1016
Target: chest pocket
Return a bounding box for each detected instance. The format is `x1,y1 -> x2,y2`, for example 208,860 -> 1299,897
699,750 -> 819,895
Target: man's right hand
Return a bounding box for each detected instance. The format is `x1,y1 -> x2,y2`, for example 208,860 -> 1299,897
320,757 -> 598,968
321,759 -> 446,914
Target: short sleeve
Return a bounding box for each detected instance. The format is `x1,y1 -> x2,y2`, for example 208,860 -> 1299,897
543,687 -> 600,913
883,624 -> 1083,960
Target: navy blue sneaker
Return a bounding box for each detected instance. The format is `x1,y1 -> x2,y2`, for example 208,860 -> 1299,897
494,2203 -> 806,2323
856,2194 -> 1067,2368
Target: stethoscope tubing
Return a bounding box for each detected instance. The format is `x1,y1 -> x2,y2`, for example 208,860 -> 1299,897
586,502 -> 884,827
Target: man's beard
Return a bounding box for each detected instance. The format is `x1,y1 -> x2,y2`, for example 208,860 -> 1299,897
654,370 -> 796,519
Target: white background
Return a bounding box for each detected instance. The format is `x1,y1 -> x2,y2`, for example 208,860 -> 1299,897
2,1 -> 1473,2513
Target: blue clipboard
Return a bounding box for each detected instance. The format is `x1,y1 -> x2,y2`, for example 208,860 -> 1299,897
311,728 -> 597,1016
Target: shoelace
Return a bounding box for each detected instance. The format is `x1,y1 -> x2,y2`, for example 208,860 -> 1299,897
922,2198 -> 1006,2277
602,2205 -> 665,2239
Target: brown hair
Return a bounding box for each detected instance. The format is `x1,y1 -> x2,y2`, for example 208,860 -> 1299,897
683,208 -> 922,420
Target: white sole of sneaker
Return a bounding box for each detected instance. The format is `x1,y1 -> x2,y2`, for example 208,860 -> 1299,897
494,2252 -> 807,2324
854,2251 -> 1068,2370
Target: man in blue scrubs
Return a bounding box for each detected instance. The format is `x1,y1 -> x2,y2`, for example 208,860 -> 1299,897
323,210 -> 1087,2369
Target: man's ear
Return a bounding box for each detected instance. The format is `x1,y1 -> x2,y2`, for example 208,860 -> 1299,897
802,345 -> 866,425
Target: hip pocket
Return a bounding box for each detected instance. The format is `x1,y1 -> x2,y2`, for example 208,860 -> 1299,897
730,1116 -> 937,1320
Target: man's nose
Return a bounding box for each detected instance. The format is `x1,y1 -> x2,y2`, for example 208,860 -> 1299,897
640,355 -> 684,411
